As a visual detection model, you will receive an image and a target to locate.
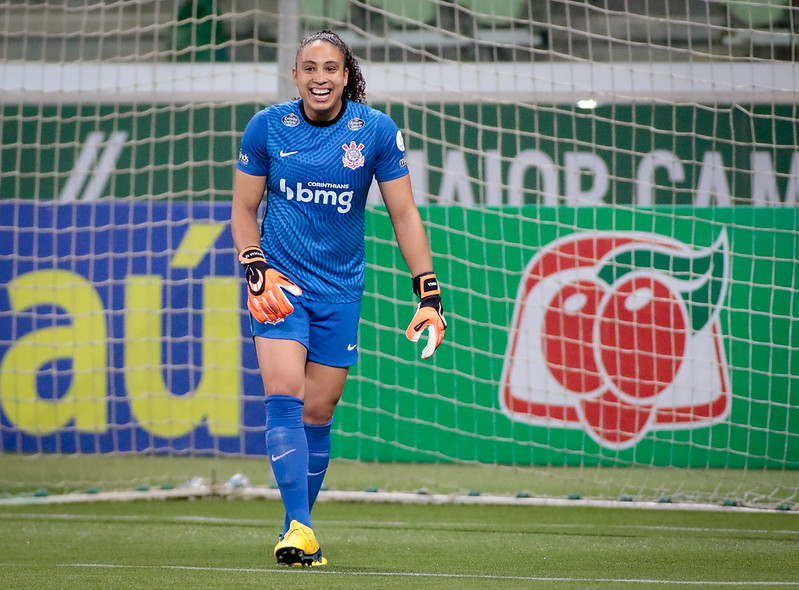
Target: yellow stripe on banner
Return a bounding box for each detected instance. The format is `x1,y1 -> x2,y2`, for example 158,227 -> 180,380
171,223 -> 226,268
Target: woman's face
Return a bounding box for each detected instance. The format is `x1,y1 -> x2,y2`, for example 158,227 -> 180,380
293,40 -> 349,123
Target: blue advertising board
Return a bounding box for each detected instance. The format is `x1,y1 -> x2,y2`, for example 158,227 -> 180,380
0,202 -> 268,455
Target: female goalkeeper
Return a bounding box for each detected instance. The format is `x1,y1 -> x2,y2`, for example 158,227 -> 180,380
230,29 -> 446,567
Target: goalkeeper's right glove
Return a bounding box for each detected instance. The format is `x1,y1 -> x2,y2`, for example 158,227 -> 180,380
405,271 -> 447,359
239,246 -> 302,324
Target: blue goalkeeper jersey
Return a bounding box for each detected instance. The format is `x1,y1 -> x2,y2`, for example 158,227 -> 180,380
237,99 -> 409,303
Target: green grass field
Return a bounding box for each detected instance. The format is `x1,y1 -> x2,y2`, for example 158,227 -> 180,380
2,497 -> 799,589
1,455 -> 798,588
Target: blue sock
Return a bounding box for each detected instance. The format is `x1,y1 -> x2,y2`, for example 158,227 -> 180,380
283,419 -> 333,534
265,395 -> 311,530
305,420 -> 332,511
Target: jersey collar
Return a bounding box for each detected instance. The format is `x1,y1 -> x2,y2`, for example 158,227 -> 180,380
299,99 -> 348,128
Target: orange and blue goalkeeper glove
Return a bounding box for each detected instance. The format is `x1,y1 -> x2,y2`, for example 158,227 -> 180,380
405,271 -> 447,359
239,246 -> 302,324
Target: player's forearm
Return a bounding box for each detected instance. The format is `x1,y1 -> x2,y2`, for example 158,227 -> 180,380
231,170 -> 266,253
392,210 -> 435,277
379,175 -> 436,276
230,202 -> 262,254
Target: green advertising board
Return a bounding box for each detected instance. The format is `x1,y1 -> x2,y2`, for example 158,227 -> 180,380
350,206 -> 798,468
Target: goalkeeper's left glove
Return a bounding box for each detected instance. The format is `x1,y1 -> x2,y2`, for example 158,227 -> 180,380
405,271 -> 447,359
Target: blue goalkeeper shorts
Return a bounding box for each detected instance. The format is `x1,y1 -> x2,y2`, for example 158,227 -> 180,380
249,293 -> 361,368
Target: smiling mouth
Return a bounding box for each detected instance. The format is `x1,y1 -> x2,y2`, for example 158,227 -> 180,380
310,88 -> 332,100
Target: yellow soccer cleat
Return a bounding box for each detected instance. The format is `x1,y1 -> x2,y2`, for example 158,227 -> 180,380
274,520 -> 328,567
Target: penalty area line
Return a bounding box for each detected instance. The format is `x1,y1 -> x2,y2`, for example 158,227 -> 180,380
56,563 -> 799,586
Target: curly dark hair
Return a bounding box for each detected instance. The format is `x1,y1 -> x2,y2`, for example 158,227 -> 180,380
296,29 -> 366,104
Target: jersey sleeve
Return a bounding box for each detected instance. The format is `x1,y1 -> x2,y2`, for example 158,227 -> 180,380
236,109 -> 270,176
372,113 -> 409,183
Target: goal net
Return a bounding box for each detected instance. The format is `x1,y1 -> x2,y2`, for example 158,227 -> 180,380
1,0 -> 797,509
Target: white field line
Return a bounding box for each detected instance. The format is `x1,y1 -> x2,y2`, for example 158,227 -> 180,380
1,512 -> 798,537
27,563 -> 794,586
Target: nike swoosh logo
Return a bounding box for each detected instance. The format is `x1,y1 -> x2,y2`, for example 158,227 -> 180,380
249,268 -> 264,294
279,150 -> 298,157
347,344 -> 357,351
270,448 -> 296,462
308,469 -> 327,477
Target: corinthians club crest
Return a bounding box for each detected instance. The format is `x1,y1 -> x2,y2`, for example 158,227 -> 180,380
342,141 -> 365,170
500,230 -> 731,450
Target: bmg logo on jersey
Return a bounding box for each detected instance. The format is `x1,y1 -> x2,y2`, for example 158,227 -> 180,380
279,179 -> 353,213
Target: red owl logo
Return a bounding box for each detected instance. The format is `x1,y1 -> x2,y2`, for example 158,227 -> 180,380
500,230 -> 731,449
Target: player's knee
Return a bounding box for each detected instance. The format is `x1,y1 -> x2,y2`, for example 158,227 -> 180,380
302,400 -> 336,425
263,381 -> 304,398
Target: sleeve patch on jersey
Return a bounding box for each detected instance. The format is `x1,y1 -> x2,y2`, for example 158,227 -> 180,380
238,151 -> 250,165
396,130 -> 405,152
